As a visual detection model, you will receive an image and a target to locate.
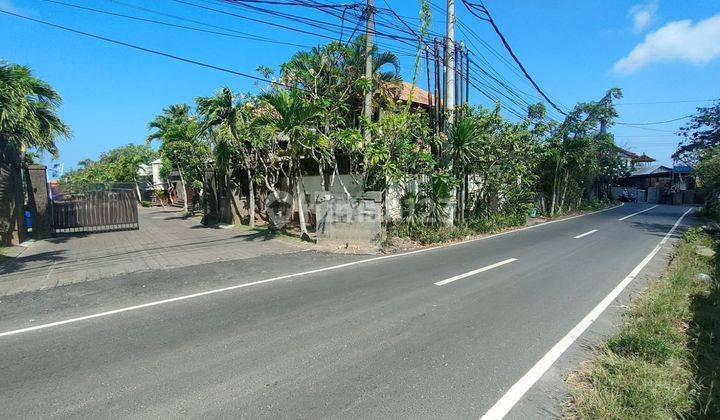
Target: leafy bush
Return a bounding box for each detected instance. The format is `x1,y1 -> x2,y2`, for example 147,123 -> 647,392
388,223 -> 473,245
469,212 -> 526,233
140,200 -> 152,208
682,226 -> 703,243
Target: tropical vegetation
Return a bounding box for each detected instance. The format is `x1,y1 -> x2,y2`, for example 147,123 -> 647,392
83,30 -> 626,241
61,143 -> 156,185
9,8 -> 631,242
674,101 -> 720,218
0,61 -> 70,158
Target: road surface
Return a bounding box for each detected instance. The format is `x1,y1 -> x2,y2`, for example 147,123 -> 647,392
0,203 -> 694,418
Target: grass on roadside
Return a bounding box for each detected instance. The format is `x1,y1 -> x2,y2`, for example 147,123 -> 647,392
567,227 -> 720,419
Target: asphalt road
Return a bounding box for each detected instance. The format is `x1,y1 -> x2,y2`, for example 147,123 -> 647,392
0,203 -> 695,419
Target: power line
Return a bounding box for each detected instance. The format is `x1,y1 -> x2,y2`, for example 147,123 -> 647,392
614,124 -> 678,133
616,98 -> 719,106
461,0 -> 568,116
0,9 -> 299,88
617,114 -> 693,126
40,0 -> 313,48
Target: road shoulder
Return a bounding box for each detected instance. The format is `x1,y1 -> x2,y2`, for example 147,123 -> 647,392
506,213 -> 697,419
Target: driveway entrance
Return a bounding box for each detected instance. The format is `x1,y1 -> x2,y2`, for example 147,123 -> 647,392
0,207 -> 308,296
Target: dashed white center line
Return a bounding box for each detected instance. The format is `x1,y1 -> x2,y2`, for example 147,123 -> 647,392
434,258 -> 518,286
618,204 -> 658,221
573,229 -> 598,239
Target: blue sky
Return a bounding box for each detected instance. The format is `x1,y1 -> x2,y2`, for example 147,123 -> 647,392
1,0 -> 719,171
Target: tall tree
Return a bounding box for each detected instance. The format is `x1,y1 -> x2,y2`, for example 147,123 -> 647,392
258,89 -> 326,240
0,62 -> 70,156
196,88 -> 258,227
673,101 -> 720,164
0,62 -> 69,245
147,104 -> 209,214
61,143 -> 156,185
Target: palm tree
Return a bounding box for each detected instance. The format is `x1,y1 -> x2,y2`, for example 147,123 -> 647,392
196,88 -> 257,227
147,104 -> 191,143
343,35 -> 402,112
147,104 -> 197,214
281,36 -> 401,128
258,89 -> 326,240
0,62 -> 70,157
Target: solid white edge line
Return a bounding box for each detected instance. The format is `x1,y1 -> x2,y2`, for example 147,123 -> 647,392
434,258 -> 518,286
573,229 -> 598,239
479,207 -> 694,420
0,203 -> 624,338
618,204 -> 659,221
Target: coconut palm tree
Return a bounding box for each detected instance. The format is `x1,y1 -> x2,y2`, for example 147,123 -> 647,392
258,89 -> 326,241
147,104 -> 204,214
0,62 -> 69,245
196,88 -> 258,227
0,62 -> 70,156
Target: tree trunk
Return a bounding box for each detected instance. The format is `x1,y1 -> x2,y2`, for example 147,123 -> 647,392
177,164 -> 188,214
333,161 -> 352,200
550,174 -> 558,217
246,167 -> 255,228
458,170 -> 465,224
559,171 -> 569,213
294,174 -> 311,241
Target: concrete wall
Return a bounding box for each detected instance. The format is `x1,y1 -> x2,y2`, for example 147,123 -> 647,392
316,196 -> 383,251
300,174 -> 363,213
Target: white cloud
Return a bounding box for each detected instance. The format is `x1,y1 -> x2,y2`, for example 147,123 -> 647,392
629,2 -> 658,32
613,14 -> 720,74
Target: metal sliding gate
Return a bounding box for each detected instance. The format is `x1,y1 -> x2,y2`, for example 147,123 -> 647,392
51,188 -> 139,233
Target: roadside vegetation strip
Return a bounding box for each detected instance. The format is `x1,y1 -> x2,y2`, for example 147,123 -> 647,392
567,226 -> 720,419
618,204 -> 659,221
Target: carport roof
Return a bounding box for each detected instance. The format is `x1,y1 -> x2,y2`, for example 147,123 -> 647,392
630,165 -> 672,177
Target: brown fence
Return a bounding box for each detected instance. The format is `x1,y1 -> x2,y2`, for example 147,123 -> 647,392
52,189 -> 139,233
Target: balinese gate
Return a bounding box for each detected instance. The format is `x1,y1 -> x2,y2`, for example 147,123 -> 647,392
51,186 -> 139,233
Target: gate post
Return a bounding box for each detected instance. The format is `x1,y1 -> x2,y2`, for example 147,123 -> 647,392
203,163 -> 219,225
24,165 -> 53,239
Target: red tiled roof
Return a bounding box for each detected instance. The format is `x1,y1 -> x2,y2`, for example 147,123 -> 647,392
634,153 -> 656,163
398,82 -> 434,107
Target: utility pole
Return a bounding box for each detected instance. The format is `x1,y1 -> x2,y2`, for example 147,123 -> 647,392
444,0 -> 457,226
363,0 -> 374,145
444,0 -> 455,126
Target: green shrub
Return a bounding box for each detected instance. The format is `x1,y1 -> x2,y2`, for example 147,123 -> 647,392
388,223 -> 473,245
140,200 -> 152,208
682,226 -> 703,243
469,212 -> 526,233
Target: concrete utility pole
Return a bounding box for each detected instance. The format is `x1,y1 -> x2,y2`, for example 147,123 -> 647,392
444,0 -> 455,124
444,0 -> 457,226
363,0 -> 374,144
